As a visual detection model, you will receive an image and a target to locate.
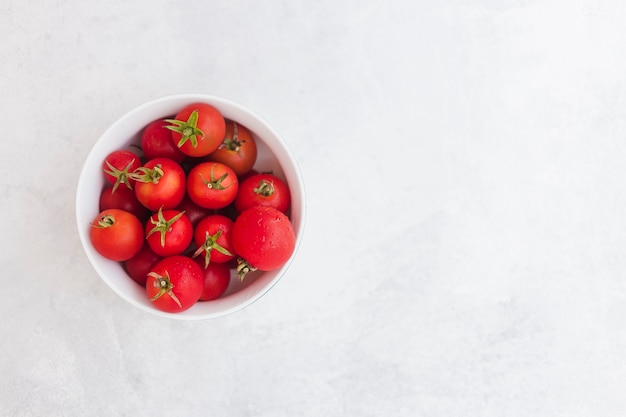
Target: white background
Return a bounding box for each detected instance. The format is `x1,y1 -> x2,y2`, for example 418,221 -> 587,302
2,0 -> 626,415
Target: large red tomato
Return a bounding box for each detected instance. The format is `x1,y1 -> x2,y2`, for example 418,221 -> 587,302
146,255 -> 204,313
234,173 -> 291,214
206,120 -> 257,176
165,103 -> 226,157
99,184 -> 149,220
145,209 -> 193,257
231,206 -> 296,279
192,214 -> 236,267
141,119 -> 186,163
187,162 -> 238,209
194,258 -> 231,301
89,209 -> 144,261
132,158 -> 186,211
124,243 -> 162,286
102,150 -> 141,192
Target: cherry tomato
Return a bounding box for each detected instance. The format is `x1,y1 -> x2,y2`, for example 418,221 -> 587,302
145,208 -> 193,257
206,120 -> 257,176
194,258 -> 231,301
192,214 -> 236,267
146,255 -> 204,313
132,158 -> 186,211
175,194 -> 213,227
103,150 -> 141,192
124,243 -> 162,286
99,184 -> 149,220
234,173 -> 291,214
165,103 -> 226,157
187,162 -> 238,209
141,119 -> 186,163
231,206 -> 296,279
89,209 -> 144,261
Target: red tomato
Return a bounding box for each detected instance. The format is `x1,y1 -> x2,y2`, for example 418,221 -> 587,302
146,255 -> 204,313
145,208 -> 193,257
89,209 -> 144,261
165,103 -> 226,157
99,184 -> 149,220
132,158 -> 186,211
187,162 -> 238,209
194,258 -> 231,301
206,121 -> 257,176
231,206 -> 296,279
124,243 -> 162,286
175,194 -> 213,227
103,150 -> 141,192
234,173 -> 291,214
141,119 -> 186,163
192,214 -> 236,267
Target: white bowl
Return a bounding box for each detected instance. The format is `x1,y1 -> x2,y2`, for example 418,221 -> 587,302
75,94 -> 306,320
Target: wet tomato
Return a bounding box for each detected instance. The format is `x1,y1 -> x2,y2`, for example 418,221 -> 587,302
146,255 -> 204,313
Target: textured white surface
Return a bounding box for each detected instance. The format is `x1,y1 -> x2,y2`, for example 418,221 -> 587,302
3,0 -> 626,415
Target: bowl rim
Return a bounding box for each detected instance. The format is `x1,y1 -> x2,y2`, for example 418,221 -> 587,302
75,93 -> 306,320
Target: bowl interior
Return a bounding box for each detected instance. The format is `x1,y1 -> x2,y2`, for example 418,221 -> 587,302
76,94 -> 305,320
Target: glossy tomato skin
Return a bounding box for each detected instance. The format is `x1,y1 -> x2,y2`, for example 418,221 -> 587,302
99,185 -> 149,220
169,103 -> 226,157
193,214 -> 236,266
124,243 -> 162,286
187,162 -> 238,209
194,257 -> 231,301
231,206 -> 296,271
103,150 -> 142,191
134,158 -> 186,211
146,255 -> 204,313
141,119 -> 186,163
234,173 -> 291,214
145,209 -> 193,257
206,121 -> 257,177
89,209 -> 144,261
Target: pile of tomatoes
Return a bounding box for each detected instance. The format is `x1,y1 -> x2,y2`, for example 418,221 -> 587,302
89,103 -> 296,313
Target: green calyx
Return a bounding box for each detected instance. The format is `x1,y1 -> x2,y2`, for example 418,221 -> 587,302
199,164 -> 231,191
219,122 -> 245,152
147,270 -> 182,308
129,164 -> 164,184
104,159 -> 136,192
235,258 -> 257,281
165,110 -> 205,148
192,229 -> 233,268
254,179 -> 275,197
93,214 -> 115,228
146,208 -> 186,248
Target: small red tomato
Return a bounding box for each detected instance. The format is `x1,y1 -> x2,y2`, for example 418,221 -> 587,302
141,119 -> 186,163
187,162 -> 238,209
192,214 -> 236,267
145,208 -> 193,257
89,209 -> 144,261
99,185 -> 149,220
234,173 -> 291,214
124,243 -> 162,286
103,150 -> 142,192
165,103 -> 226,157
194,258 -> 231,301
206,121 -> 257,176
231,206 -> 296,279
146,255 -> 204,313
132,158 -> 186,211
175,194 -> 213,227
